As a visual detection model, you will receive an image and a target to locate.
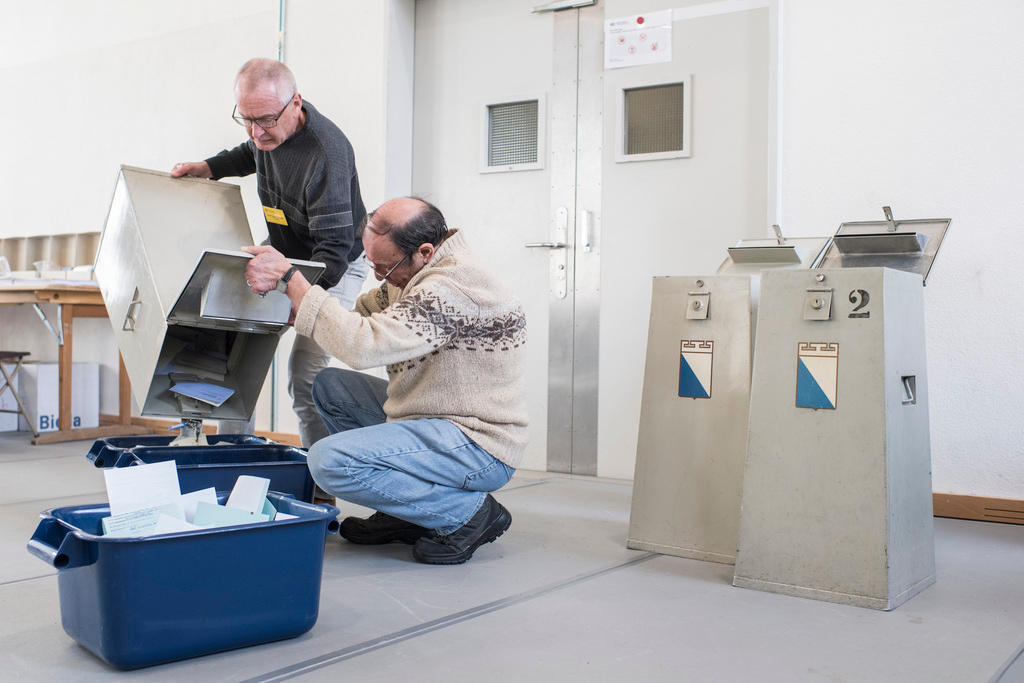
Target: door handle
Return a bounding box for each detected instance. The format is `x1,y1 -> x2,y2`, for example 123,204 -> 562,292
524,242 -> 568,248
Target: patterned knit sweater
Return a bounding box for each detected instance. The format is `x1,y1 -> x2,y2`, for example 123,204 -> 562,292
294,230 -> 529,467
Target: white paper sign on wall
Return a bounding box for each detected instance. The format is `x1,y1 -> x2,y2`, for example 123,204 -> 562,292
604,10 -> 672,70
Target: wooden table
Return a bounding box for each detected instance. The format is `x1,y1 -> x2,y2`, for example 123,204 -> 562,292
0,281 -> 150,444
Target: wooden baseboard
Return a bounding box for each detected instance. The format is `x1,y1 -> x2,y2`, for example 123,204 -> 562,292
933,493 -> 1024,525
253,430 -> 303,447
98,413 -> 302,446
31,424 -> 152,445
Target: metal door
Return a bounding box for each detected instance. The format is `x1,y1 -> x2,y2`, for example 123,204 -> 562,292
412,0 -> 775,476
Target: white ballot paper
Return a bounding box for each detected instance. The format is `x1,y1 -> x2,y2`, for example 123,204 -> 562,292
226,475 -> 271,514
103,460 -> 183,517
180,487 -> 218,524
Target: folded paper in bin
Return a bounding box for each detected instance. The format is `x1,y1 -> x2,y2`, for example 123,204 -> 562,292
170,382 -> 235,407
103,460 -> 183,517
181,487 -> 217,523
226,475 -> 270,513
101,504 -> 200,537
193,502 -> 269,527
98,469 -> 299,535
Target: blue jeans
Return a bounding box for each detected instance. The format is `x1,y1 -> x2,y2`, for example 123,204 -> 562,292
307,368 -> 514,534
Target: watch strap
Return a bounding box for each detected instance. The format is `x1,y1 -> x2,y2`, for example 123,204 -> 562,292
276,265 -> 298,293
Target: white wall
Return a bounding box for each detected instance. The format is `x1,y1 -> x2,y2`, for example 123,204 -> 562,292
778,0 -> 1024,498
0,1 -> 412,432
0,1 -> 277,417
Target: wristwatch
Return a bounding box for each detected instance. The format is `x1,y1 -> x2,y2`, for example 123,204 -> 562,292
276,265 -> 298,293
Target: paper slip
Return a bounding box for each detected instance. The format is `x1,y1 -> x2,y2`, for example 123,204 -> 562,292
152,514 -> 203,535
261,498 -> 278,521
170,382 -> 235,407
193,501 -> 269,528
103,460 -> 183,517
181,487 -> 218,524
226,476 -> 271,514
275,513 -> 298,521
102,504 -> 182,538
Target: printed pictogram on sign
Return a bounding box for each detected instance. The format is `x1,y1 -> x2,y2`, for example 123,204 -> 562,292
796,342 -> 838,409
679,340 -> 713,399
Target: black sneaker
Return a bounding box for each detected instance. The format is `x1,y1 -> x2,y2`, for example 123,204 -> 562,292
412,495 -> 511,565
340,511 -> 430,545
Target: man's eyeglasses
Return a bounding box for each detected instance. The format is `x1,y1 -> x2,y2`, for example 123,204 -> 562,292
232,97 -> 293,130
367,251 -> 412,280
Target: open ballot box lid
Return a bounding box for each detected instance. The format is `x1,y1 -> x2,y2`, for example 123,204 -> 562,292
812,208 -> 950,285
717,229 -> 831,275
171,249 -> 324,332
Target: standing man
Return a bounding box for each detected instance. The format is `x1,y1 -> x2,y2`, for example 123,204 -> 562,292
172,58 -> 368,449
242,197 -> 528,564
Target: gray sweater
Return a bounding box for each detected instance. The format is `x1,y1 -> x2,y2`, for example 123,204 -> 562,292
294,230 -> 530,467
205,100 -> 365,288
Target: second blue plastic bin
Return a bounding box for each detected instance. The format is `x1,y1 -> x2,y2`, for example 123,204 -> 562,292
86,434 -> 271,468
106,444 -> 316,503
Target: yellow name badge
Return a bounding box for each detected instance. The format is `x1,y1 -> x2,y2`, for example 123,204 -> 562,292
262,206 -> 288,226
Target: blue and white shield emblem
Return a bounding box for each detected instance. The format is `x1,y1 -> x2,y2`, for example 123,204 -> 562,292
796,342 -> 838,409
679,340 -> 713,399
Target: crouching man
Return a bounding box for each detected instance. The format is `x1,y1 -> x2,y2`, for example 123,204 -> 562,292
242,197 -> 528,564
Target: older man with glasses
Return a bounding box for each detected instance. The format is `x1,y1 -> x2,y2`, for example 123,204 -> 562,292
242,197 -> 528,565
172,58 -> 369,454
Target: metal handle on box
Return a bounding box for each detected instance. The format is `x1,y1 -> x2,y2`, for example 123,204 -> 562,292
122,287 -> 142,332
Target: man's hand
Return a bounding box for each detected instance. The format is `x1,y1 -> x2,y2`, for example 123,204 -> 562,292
170,161 -> 212,178
242,245 -> 291,295
243,245 -> 311,326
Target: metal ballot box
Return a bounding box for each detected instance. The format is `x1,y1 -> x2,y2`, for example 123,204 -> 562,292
627,234 -> 828,563
733,212 -> 949,610
94,166 -> 324,423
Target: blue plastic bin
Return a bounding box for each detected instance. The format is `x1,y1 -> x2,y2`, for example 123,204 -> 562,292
27,492 -> 339,670
87,434 -> 270,468
106,444 -> 315,503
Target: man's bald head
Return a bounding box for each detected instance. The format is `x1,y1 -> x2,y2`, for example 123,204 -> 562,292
234,58 -> 297,105
367,197 -> 448,253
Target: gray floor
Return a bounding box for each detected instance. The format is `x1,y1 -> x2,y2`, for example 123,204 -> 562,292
1,431 -> 1023,682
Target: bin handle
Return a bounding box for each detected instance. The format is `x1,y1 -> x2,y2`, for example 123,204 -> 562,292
321,504 -> 340,535
111,451 -> 138,469
27,517 -> 95,569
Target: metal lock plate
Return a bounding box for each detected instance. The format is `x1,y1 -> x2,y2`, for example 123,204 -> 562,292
802,288 -> 833,320
686,291 -> 710,320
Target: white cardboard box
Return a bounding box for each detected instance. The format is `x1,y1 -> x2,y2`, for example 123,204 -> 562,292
13,362 -> 99,433
0,363 -> 22,431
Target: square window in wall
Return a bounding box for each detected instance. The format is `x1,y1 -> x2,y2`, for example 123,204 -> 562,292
480,97 -> 545,173
617,77 -> 692,162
